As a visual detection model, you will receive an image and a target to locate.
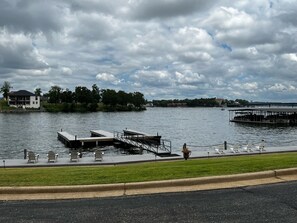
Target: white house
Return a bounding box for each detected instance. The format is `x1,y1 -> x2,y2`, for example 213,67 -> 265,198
8,90 -> 40,109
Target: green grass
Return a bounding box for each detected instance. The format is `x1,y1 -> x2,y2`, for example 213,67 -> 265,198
1,152 -> 297,186
0,99 -> 14,111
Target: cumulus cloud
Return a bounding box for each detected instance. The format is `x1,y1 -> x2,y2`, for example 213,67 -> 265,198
0,30 -> 49,70
132,70 -> 173,87
282,53 -> 297,62
62,67 -> 72,75
175,71 -> 206,85
1,0 -> 297,101
96,72 -> 121,85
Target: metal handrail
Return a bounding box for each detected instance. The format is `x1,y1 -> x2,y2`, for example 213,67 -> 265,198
113,131 -> 171,154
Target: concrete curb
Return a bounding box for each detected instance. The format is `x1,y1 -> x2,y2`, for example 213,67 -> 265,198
124,170 -> 276,190
0,183 -> 125,194
1,168 -> 297,200
275,167 -> 297,177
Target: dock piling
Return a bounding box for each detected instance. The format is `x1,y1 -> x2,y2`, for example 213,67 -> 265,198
224,141 -> 227,150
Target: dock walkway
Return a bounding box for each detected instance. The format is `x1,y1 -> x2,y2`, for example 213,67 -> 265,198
2,145 -> 297,168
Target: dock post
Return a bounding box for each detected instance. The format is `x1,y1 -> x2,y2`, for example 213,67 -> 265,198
224,141 -> 227,150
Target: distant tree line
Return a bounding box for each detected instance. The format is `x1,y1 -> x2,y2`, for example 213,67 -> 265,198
225,99 -> 249,107
152,98 -> 249,107
43,84 -> 146,112
0,81 -> 250,112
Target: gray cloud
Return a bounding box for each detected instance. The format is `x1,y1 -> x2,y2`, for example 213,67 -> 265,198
0,0 -> 64,37
0,31 -> 49,70
1,0 -> 297,102
130,0 -> 216,20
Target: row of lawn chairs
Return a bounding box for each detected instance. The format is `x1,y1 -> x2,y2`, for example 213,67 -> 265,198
27,151 -> 58,163
214,141 -> 266,155
69,150 -> 103,162
27,150 -> 103,163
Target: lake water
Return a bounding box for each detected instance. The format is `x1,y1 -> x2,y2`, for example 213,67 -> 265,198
1,107 -> 297,159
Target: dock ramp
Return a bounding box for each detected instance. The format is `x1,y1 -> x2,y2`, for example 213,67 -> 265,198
114,131 -> 171,156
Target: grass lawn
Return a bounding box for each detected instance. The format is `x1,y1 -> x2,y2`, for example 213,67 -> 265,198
0,99 -> 13,111
1,152 -> 297,187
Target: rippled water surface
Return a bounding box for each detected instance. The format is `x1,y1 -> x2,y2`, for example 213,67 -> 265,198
1,107 -> 297,159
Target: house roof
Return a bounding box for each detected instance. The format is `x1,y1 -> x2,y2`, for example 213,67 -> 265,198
229,108 -> 297,113
8,90 -> 35,97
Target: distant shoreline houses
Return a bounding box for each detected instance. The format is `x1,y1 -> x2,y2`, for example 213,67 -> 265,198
8,90 -> 40,109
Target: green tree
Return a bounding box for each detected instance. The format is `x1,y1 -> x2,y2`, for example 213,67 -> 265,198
48,86 -> 62,103
131,92 -> 145,108
75,86 -> 92,103
34,88 -> 42,96
117,90 -> 128,106
61,88 -> 74,103
0,81 -> 12,100
101,89 -> 118,106
235,99 -> 249,106
91,84 -> 100,103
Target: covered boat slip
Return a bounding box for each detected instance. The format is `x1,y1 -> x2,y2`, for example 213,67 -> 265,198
229,108 -> 297,124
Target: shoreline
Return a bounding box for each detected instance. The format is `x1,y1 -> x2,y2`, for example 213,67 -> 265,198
1,147 -> 297,200
2,145 -> 297,169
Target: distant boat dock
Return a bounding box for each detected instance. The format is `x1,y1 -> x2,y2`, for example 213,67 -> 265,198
57,129 -> 172,156
229,108 -> 297,125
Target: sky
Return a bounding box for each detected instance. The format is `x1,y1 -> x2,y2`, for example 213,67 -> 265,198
0,0 -> 297,101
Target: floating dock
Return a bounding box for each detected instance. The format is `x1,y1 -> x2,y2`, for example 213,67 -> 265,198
57,129 -> 172,156
57,130 -> 114,148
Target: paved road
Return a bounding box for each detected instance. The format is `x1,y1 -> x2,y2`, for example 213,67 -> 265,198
1,181 -> 297,223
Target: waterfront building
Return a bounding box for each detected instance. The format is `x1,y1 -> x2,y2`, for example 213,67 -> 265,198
8,90 -> 40,109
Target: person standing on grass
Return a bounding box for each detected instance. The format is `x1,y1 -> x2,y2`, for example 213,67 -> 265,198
182,143 -> 191,160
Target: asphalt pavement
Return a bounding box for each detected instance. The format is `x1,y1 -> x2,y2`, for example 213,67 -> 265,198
1,181 -> 297,223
